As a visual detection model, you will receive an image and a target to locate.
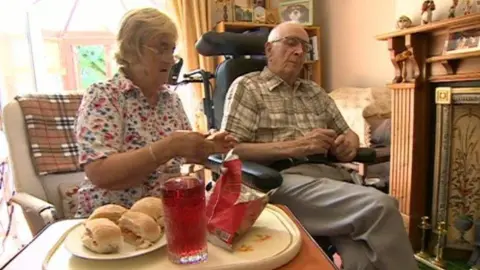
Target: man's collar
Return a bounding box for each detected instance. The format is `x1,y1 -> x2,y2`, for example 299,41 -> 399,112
260,67 -> 303,91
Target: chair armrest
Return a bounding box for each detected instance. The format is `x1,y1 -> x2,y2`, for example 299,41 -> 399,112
371,146 -> 390,164
269,147 -> 382,172
327,147 -> 378,163
206,155 -> 283,192
10,192 -> 57,235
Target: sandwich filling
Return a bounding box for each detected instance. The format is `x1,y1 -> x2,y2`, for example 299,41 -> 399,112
120,227 -> 154,249
81,218 -> 123,254
118,211 -> 161,250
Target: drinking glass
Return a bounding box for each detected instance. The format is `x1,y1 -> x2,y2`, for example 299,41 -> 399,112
160,164 -> 208,264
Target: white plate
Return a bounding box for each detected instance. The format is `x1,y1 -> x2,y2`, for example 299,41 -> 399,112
64,223 -> 167,260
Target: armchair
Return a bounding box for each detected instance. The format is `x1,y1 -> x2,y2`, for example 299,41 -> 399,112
329,87 -> 391,190
2,95 -> 84,235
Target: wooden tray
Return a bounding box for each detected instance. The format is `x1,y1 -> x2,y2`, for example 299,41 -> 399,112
43,204 -> 302,270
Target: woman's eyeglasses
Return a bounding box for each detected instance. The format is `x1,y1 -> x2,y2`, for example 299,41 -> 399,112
271,36 -> 313,53
144,45 -> 176,56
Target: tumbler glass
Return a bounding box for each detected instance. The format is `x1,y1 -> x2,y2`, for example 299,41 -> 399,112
160,164 -> 207,264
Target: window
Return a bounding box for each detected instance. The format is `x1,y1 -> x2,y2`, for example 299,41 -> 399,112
75,45 -> 108,89
28,0 -> 167,92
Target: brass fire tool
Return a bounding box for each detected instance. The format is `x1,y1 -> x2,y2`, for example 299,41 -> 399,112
416,216 -> 432,259
430,221 -> 448,268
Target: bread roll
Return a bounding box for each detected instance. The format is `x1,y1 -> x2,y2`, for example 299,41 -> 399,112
88,204 -> 128,224
130,197 -> 165,228
118,211 -> 162,249
81,218 -> 123,254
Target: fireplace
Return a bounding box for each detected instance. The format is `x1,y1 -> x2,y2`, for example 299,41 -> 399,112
376,14 -> 480,266
433,86 -> 480,258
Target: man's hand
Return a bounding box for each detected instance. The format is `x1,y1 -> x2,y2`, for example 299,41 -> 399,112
206,130 -> 238,153
331,134 -> 357,162
294,129 -> 337,157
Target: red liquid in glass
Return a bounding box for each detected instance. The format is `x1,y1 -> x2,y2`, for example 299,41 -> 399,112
161,176 -> 207,264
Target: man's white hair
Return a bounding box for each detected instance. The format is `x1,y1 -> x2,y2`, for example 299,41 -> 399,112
267,21 -> 303,42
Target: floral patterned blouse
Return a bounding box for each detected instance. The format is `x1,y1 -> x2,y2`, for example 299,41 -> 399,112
74,72 -> 191,217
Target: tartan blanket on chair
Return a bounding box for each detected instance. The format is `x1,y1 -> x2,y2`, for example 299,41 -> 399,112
15,93 -> 84,175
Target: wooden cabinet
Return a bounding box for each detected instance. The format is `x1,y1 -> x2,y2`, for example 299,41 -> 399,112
213,21 -> 322,86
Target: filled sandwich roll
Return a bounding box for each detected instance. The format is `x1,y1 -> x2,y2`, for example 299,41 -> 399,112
81,218 -> 123,254
118,211 -> 162,249
130,197 -> 165,228
88,204 -> 128,224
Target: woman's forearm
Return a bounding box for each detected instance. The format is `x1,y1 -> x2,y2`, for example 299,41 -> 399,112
84,136 -> 177,190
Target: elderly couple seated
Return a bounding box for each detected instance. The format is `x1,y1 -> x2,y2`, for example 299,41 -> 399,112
12,8 -> 417,270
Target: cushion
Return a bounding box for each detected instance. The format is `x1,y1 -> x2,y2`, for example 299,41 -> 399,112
15,93 -> 83,175
44,171 -> 84,218
371,119 -> 391,146
58,182 -> 79,219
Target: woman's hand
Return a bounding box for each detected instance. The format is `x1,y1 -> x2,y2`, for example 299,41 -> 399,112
205,130 -> 238,154
164,130 -> 237,164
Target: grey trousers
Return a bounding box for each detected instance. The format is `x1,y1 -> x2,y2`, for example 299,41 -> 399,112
270,164 -> 419,270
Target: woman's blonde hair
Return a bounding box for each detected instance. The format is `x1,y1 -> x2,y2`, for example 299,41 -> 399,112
115,8 -> 178,69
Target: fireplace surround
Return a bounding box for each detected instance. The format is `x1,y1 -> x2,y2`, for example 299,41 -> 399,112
376,14 -> 480,262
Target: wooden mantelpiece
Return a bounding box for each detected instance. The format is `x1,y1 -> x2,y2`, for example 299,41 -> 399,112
376,14 -> 480,251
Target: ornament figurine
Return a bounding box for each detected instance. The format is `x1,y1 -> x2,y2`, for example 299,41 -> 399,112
421,0 -> 436,25
397,15 -> 413,29
448,0 -> 459,18
464,0 -> 473,15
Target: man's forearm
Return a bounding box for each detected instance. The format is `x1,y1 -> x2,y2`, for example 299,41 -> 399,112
233,140 -> 303,163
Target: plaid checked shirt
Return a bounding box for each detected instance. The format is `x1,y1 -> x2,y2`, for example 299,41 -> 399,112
221,67 -> 350,143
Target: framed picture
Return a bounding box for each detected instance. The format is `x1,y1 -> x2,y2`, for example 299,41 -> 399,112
443,26 -> 480,55
212,0 -> 234,25
253,6 -> 267,23
234,6 -> 253,22
431,87 -> 480,256
278,0 -> 313,25
250,0 -> 270,9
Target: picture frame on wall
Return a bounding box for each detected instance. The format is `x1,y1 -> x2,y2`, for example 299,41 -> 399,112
443,26 -> 480,55
278,0 -> 313,25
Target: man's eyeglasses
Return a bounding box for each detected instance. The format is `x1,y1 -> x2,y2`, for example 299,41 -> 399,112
271,36 -> 313,53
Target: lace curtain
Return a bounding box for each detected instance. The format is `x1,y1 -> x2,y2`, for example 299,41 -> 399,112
0,2 -> 36,112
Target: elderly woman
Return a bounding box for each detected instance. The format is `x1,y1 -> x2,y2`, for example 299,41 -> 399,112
74,8 -> 235,217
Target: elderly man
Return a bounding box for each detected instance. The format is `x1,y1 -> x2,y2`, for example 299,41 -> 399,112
221,22 -> 418,270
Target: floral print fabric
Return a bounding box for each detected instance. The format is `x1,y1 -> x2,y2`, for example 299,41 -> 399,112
74,72 -> 191,217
